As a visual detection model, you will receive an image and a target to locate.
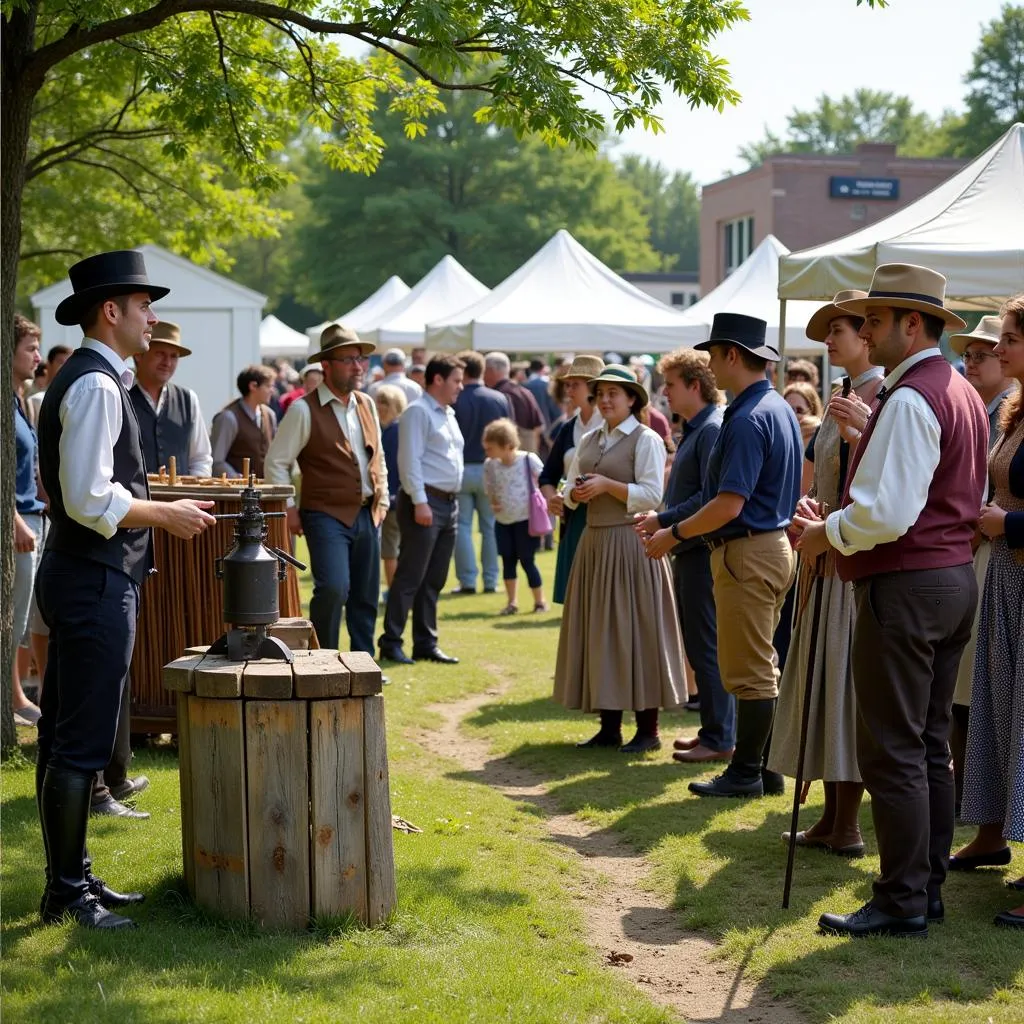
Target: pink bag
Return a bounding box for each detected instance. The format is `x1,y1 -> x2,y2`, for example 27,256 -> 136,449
525,456 -> 550,537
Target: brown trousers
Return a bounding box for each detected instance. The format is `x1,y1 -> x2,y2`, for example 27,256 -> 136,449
851,564 -> 976,918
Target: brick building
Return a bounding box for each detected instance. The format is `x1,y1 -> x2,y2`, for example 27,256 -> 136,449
621,270 -> 700,309
699,143 -> 966,292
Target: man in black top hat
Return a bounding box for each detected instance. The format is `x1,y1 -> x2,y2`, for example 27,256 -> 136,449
645,313 -> 802,798
35,250 -> 217,929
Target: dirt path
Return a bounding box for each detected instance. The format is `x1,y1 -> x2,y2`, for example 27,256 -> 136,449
414,682 -> 802,1024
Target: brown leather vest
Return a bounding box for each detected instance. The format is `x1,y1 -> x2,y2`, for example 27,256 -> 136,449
297,389 -> 383,527
224,398 -> 272,477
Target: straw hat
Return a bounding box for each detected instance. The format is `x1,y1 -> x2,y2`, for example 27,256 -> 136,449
308,322 -> 375,360
805,290 -> 869,343
948,315 -> 1003,356
587,364 -> 648,409
560,354 -> 605,380
836,264 -> 967,331
148,320 -> 192,356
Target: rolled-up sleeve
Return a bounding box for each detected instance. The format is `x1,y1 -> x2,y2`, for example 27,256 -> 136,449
58,376 -> 134,539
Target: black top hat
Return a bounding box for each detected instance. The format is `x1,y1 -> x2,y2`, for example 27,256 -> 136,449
55,250 -> 170,326
695,312 -> 780,362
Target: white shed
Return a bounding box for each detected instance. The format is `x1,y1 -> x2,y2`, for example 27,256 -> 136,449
31,244 -> 266,429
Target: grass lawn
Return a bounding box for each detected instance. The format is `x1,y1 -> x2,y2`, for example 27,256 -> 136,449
3,542 -> 1022,1023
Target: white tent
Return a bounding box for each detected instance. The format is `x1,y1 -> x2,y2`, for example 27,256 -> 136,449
304,275 -> 410,351
260,314 -> 309,359
779,122 -> 1024,307
425,229 -> 694,353
676,234 -> 824,356
361,256 -> 490,349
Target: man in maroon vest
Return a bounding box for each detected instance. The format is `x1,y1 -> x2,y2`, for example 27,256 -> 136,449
795,264 -> 988,939
264,324 -> 387,654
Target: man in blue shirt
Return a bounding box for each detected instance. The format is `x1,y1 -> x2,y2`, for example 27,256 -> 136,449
647,313 -> 801,798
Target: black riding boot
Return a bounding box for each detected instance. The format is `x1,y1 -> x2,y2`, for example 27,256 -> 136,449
39,767 -> 135,929
689,698 -> 776,798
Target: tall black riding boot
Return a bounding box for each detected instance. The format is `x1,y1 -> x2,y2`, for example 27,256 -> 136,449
689,698 -> 776,798
40,767 -> 136,929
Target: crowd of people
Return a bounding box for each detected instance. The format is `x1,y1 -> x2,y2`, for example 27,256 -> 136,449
12,247 -> 1022,940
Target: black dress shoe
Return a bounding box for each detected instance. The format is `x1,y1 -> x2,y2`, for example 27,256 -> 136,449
619,734 -> 662,754
88,876 -> 145,908
42,891 -> 137,929
576,731 -> 623,749
818,901 -> 927,939
413,648 -> 459,664
90,796 -> 150,820
948,847 -> 1012,870
449,586 -> 477,596
995,909 -> 1024,929
927,898 -> 944,923
379,647 -> 414,665
109,776 -> 149,802
689,770 -> 763,799
761,768 -> 785,796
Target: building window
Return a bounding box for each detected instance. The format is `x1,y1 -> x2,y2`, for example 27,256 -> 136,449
670,291 -> 685,307
689,294 -> 699,306
851,202 -> 867,222
724,216 -> 754,276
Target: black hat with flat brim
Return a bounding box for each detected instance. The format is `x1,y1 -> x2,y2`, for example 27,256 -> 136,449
695,312 -> 780,362
55,250 -> 170,326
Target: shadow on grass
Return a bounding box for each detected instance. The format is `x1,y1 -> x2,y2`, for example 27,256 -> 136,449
491,618 -> 562,631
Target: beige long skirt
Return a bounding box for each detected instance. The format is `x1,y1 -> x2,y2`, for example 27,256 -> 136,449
553,523 -> 685,712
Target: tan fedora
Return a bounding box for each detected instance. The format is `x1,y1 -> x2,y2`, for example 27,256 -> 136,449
805,290 -> 869,342
560,354 -> 605,380
948,315 -> 1003,357
308,322 -> 375,361
587,364 -> 648,409
836,264 -> 967,331
149,320 -> 192,356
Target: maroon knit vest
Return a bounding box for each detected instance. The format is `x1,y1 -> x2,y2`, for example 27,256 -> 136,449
835,355 -> 987,583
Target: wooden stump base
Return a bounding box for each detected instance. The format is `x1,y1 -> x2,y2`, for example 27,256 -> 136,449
164,629 -> 396,929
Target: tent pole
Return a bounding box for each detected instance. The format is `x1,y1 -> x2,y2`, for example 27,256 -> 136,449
776,299 -> 787,393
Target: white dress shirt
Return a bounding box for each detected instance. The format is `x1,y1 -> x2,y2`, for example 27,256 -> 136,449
562,414 -> 665,515
264,382 -> 388,510
210,401 -> 277,477
57,339 -> 138,539
368,372 -> 422,404
398,393 -> 464,504
825,349 -> 944,556
136,383 -> 213,476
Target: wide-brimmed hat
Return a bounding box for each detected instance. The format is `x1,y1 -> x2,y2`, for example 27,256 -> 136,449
696,312 -> 780,362
55,250 -> 170,326
308,322 -> 375,360
300,363 -> 324,379
560,354 -> 605,380
949,315 -> 1003,357
587,364 -> 648,409
805,290 -> 869,342
147,320 -> 192,356
836,264 -> 967,331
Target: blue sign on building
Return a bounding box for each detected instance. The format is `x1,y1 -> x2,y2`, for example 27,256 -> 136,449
829,176 -> 900,200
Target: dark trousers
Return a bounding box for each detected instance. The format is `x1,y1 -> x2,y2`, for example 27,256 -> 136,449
380,491 -> 457,654
92,689 -> 132,804
674,547 -> 735,751
851,564 -> 976,918
301,506 -> 381,653
495,520 -> 542,587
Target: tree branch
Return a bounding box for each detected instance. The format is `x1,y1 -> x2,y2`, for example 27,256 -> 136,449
352,34 -> 497,93
19,248 -> 86,262
208,11 -> 254,161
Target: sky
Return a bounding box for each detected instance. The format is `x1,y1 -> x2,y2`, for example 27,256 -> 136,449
605,0 -> 1008,186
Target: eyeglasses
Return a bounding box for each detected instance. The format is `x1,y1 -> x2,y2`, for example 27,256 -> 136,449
324,355 -> 369,367
963,350 -> 998,364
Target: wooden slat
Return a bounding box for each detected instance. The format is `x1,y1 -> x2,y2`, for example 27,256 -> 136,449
194,656 -> 245,699
269,618 -> 314,651
310,699 -> 367,921
341,651 -> 383,696
363,694 -> 397,926
188,698 -> 249,919
293,650 -> 351,699
243,659 -> 294,699
176,695 -> 195,899
163,654 -> 203,693
184,644 -> 210,656
245,701 -> 311,928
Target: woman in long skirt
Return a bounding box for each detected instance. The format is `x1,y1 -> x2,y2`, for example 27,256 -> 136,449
768,291 -> 883,856
553,365 -> 684,753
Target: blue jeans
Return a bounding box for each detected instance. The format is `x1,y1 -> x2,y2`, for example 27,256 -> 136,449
300,507 -> 380,653
454,463 -> 498,590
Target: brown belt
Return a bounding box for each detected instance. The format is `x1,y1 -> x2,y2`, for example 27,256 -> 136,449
705,527 -> 784,551
424,485 -> 457,502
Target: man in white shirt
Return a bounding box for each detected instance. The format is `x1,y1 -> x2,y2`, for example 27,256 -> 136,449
368,348 -> 422,404
795,264 -> 988,939
265,324 -> 388,654
35,250 -> 216,930
379,355 -> 465,665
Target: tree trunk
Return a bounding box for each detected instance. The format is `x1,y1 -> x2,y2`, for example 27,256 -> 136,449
1,4 -> 40,758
